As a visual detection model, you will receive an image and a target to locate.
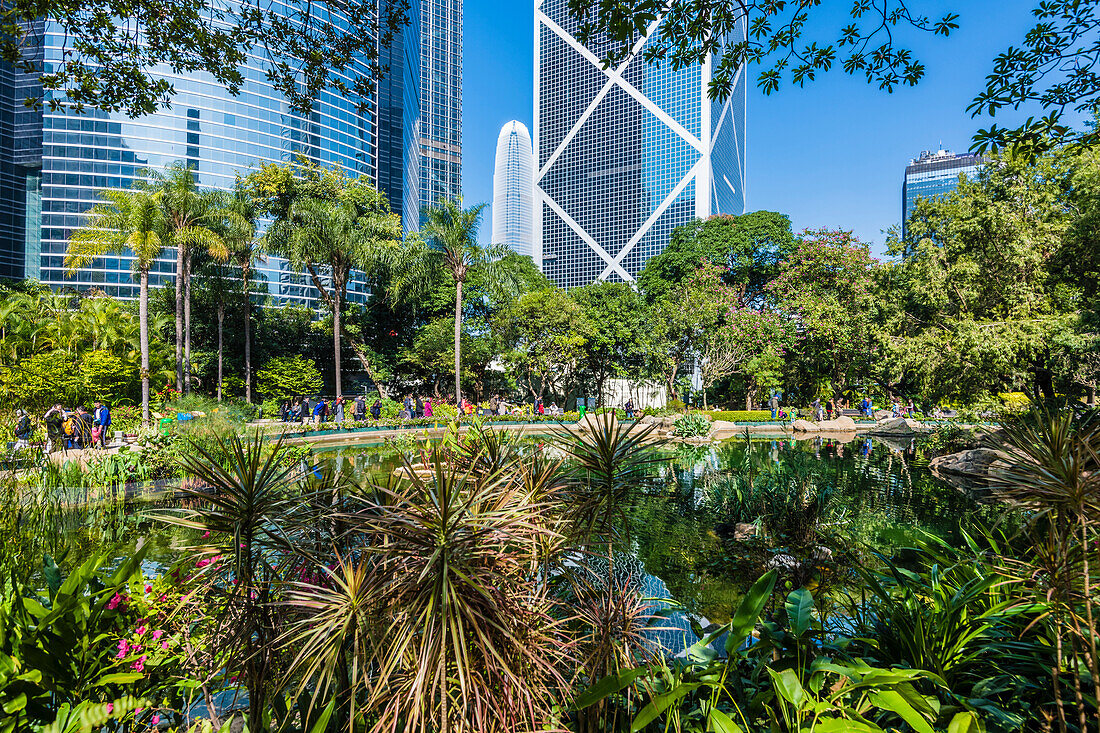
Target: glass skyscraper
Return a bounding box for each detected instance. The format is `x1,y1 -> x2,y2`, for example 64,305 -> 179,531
0,8 -> 425,305
534,0 -> 746,288
902,148 -> 983,236
492,121 -> 534,259
419,0 -> 463,217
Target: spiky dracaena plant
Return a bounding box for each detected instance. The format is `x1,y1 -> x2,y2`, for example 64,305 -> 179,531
282,435 -> 572,733
155,432 -> 307,732
988,408 -> 1100,733
557,411 -> 662,547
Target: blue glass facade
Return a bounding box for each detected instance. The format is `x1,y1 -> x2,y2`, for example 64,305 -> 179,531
379,0 -> 422,234
534,0 -> 746,288
419,0 -> 463,216
902,149 -> 983,237
0,8 -> 426,306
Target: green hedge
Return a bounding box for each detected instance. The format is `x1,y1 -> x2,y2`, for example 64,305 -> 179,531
704,410 -> 774,422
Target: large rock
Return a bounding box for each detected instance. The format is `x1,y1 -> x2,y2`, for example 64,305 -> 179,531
791,419 -> 819,432
709,420 -> 738,433
639,415 -> 659,425
874,410 -> 894,421
930,448 -> 1005,493
869,417 -> 929,436
817,416 -> 857,431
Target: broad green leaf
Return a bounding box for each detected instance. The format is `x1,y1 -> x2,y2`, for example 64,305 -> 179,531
785,588 -> 814,637
868,690 -> 934,733
95,672 -> 145,686
631,683 -> 703,731
947,711 -> 982,733
574,667 -> 649,709
707,708 -> 744,733
2,692 -> 26,714
813,718 -> 886,733
768,668 -> 806,708
726,569 -> 776,655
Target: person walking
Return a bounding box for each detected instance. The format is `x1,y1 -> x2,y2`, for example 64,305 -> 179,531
403,394 -> 413,419
490,394 -> 499,415
313,398 -> 326,425
301,397 -> 312,424
13,409 -> 31,450
370,398 -> 381,420
334,397 -> 345,423
769,393 -> 780,420
812,398 -> 823,422
93,400 -> 111,448
355,395 -> 366,421
424,398 -> 433,418
415,396 -> 423,419
625,399 -> 634,419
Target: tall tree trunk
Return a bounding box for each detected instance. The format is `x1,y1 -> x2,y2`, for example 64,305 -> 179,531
347,339 -> 387,399
242,262 -> 252,403
332,290 -> 343,399
1090,385 -> 1096,407
184,252 -> 192,394
140,270 -> 151,425
217,302 -> 224,402
454,279 -> 463,406
175,244 -> 184,391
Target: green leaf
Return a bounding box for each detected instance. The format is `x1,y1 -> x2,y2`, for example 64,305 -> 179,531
726,569 -> 776,655
306,700 -> 335,733
768,668 -> 806,708
95,672 -> 145,686
631,683 -> 703,731
574,668 -> 648,710
813,719 -> 886,733
708,708 -> 744,733
2,692 -> 26,714
868,690 -> 934,733
784,588 -> 814,636
947,711 -> 982,733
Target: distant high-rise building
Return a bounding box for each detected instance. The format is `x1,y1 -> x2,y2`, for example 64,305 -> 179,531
419,0 -> 462,219
0,12 -> 422,304
902,148 -> 983,236
492,121 -> 534,259
535,0 -> 746,289
378,0 -> 422,234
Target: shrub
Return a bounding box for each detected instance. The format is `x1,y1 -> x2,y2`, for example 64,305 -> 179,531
80,349 -> 139,405
0,351 -> 82,411
672,412 -> 711,438
256,355 -> 324,400
705,410 -> 773,423
668,398 -> 686,412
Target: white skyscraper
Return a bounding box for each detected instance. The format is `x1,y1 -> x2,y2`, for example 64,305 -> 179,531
492,121 -> 535,260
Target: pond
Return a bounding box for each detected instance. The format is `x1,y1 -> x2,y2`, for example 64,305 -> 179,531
46,430 -> 994,637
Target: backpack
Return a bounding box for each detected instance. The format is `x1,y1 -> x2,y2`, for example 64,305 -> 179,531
63,417 -> 76,436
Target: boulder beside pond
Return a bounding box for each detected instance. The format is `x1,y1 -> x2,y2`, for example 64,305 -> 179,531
869,417 -> 930,436
709,420 -> 739,433
817,416 -> 858,431
930,448 -> 1006,493
791,419 -> 819,432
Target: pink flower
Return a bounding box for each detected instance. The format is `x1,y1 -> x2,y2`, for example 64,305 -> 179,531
144,584 -> 153,594
196,559 -> 211,569
131,655 -> 147,672
106,702 -> 114,714
136,625 -> 146,635
105,593 -> 124,610
161,641 -> 169,650
201,531 -> 210,538
152,629 -> 163,641
116,639 -> 129,658
151,714 -> 161,725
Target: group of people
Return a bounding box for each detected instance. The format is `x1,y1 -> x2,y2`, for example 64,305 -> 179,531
401,395 -> 433,419
280,395 -> 385,424
11,402 -> 112,452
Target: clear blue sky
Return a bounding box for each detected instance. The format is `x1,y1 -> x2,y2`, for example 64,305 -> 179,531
462,1 -> 1043,255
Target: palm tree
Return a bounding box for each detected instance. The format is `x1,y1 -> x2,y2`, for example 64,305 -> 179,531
151,163 -> 230,393
225,182 -> 260,402
406,200 -> 518,407
267,179 -> 401,399
65,189 -> 166,423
